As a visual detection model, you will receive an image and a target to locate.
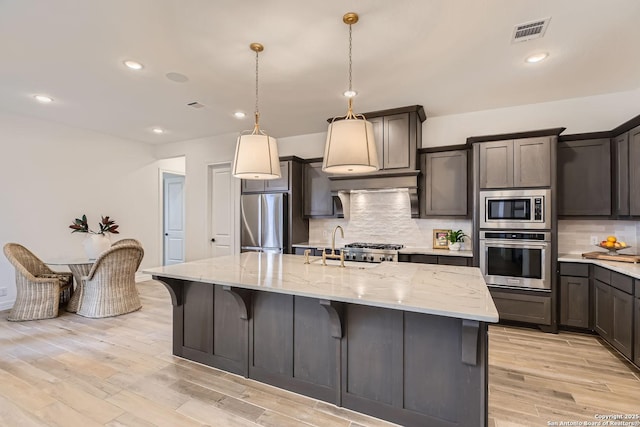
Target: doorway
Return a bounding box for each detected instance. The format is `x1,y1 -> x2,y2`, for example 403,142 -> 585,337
208,163 -> 239,257
163,172 -> 185,265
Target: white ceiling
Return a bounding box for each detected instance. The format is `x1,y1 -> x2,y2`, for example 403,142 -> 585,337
1,0 -> 639,144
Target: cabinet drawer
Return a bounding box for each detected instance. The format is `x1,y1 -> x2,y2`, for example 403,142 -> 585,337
610,271 -> 633,295
593,266 -> 611,284
560,263 -> 589,277
437,256 -> 470,267
488,289 -> 551,325
398,254 -> 438,264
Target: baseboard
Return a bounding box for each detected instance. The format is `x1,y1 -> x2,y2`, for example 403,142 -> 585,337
0,300 -> 15,311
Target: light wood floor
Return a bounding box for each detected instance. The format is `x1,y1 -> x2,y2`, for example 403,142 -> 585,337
0,281 -> 638,427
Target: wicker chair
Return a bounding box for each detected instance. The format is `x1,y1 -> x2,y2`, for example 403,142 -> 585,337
76,243 -> 144,318
111,238 -> 141,247
3,243 -> 73,321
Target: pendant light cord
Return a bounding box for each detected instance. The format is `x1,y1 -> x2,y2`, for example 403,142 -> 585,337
254,48 -> 260,132
346,22 -> 355,118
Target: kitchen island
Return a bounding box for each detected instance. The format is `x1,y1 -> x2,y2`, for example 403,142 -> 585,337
144,253 -> 498,427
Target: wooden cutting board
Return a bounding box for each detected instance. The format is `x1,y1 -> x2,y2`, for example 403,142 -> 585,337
581,251 -> 640,263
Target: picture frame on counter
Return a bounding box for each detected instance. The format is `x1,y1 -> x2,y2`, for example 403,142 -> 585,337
433,229 -> 451,249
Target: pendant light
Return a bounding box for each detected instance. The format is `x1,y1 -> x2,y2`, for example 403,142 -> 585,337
322,12 -> 379,174
232,43 -> 281,180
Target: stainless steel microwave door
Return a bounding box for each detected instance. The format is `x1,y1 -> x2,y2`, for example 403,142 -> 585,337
241,194 -> 261,248
261,193 -> 284,250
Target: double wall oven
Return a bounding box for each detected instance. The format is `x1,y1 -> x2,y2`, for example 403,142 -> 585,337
479,189 -> 552,291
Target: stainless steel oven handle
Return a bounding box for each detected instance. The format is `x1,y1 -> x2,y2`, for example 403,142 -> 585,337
481,240 -> 548,247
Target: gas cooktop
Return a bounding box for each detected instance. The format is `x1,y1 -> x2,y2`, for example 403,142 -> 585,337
343,242 -> 404,250
342,242 -> 404,263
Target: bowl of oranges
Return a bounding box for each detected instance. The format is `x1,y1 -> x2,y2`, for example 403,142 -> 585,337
597,236 -> 631,256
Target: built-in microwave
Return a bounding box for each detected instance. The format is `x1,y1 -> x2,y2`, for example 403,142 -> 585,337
479,189 -> 551,230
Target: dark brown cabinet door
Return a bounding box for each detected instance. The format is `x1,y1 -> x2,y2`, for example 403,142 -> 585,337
242,179 -> 265,193
559,276 -> 590,329
479,140 -> 513,189
384,113 -> 411,169
369,114 -> 411,170
613,132 -> 630,216
557,139 -> 611,216
634,296 -> 640,366
423,150 -> 468,216
241,161 -> 290,193
303,162 -> 334,217
629,125 -> 640,216
611,287 -> 633,359
264,161 -> 290,191
594,280 -> 613,340
513,137 -> 551,187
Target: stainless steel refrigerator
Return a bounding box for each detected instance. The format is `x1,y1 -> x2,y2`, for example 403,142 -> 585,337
241,193 -> 287,253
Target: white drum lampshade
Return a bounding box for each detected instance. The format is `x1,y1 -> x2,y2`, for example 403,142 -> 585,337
232,133 -> 281,180
322,118 -> 379,173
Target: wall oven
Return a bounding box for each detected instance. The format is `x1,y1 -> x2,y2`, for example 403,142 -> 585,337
479,189 -> 551,230
479,231 -> 551,291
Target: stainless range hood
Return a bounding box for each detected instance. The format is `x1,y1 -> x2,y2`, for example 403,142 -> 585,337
329,170 -> 420,217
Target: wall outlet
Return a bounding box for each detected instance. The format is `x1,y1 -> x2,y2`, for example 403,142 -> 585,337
322,230 -> 330,238
0,287 -> 7,297
590,236 -> 599,245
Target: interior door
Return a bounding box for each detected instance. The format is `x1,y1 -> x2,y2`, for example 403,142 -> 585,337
163,173 -> 185,265
210,164 -> 236,257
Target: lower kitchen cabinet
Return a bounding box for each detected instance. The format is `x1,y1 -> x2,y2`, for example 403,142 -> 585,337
594,279 -> 613,340
559,262 -> 590,329
559,276 -> 590,329
488,288 -> 551,326
611,287 -> 633,359
634,293 -> 640,366
398,253 -> 471,266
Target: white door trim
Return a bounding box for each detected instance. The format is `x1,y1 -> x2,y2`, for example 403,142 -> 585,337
158,167 -> 185,266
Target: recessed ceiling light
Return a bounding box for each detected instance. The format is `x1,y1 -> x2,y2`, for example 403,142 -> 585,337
343,90 -> 357,98
525,53 -> 549,63
152,127 -> 165,134
234,111 -> 246,119
34,95 -> 53,103
124,60 -> 144,70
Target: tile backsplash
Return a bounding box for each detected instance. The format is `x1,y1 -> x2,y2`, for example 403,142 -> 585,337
307,190 -> 472,250
558,219 -> 640,254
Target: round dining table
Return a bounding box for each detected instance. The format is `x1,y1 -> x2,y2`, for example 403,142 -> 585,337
45,258 -> 95,312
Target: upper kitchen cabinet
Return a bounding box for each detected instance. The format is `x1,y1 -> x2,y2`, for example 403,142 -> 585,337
420,147 -> 469,216
241,160 -> 290,193
303,161 -> 335,218
557,138 -> 611,216
329,105 -> 426,173
478,137 -> 551,189
615,124 -> 640,216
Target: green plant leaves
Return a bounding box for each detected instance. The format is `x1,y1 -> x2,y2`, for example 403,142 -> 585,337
69,214 -> 119,234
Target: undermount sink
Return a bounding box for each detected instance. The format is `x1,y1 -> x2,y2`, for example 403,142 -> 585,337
310,258 -> 379,269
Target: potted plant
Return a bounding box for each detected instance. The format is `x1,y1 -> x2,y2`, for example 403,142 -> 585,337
70,215 -> 119,259
445,229 -> 467,251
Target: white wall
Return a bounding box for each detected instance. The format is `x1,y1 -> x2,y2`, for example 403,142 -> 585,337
154,133 -> 237,262
422,88 -> 640,147
0,112 -> 162,310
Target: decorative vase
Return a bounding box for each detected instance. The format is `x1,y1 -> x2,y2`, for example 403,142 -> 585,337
448,242 -> 461,251
83,234 -> 110,259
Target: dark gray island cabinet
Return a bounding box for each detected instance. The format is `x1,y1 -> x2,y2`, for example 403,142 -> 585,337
145,253 -> 498,427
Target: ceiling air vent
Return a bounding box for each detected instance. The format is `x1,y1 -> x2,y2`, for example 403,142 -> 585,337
512,17 -> 551,43
187,101 -> 205,109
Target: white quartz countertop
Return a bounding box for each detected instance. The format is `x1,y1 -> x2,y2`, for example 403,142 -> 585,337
144,253 -> 498,323
292,242 -> 338,249
398,247 -> 473,257
559,253 -> 640,279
